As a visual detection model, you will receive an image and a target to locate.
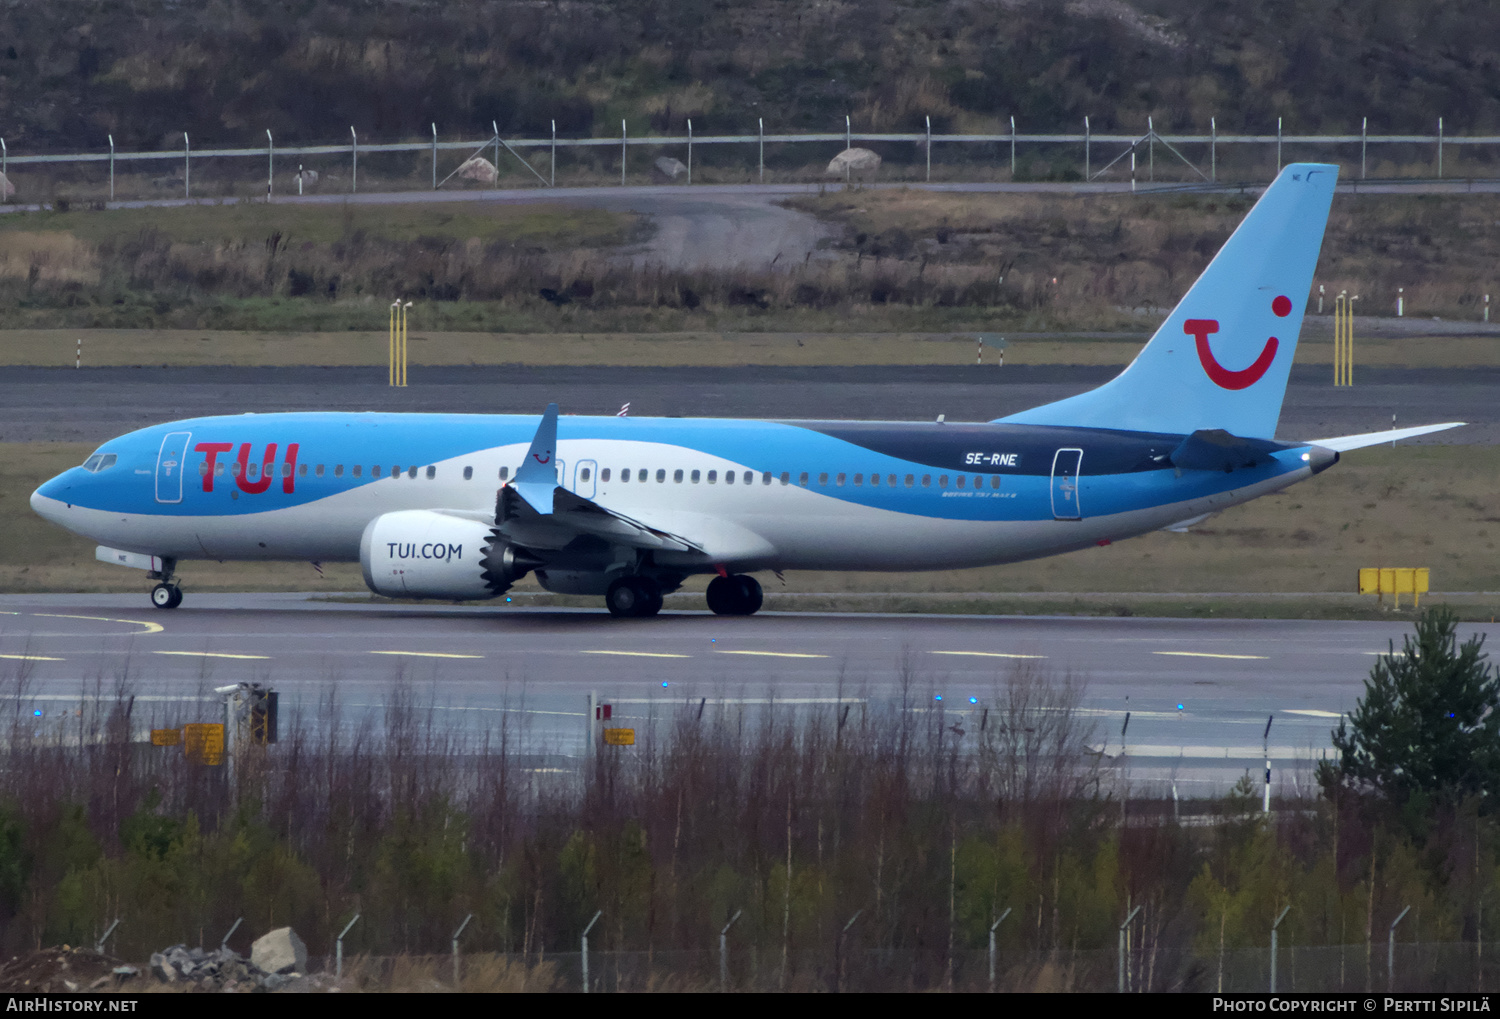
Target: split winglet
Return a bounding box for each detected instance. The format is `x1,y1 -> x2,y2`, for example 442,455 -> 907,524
511,402 -> 559,513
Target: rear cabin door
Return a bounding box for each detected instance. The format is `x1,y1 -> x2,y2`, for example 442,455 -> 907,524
1050,448 -> 1083,520
155,431 -> 192,504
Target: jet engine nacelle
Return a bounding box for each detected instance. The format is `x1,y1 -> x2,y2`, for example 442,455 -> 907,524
360,510 -> 538,600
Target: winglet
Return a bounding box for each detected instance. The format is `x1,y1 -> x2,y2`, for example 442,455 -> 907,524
511,402 -> 559,514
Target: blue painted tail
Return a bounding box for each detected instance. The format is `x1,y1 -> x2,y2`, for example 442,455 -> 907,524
999,163 -> 1338,439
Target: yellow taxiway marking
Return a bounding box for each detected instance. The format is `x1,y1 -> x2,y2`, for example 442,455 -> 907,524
371,650 -> 484,660
0,654 -> 63,661
716,650 -> 829,659
930,651 -> 1047,660
153,651 -> 271,661
34,613 -> 164,635
1153,651 -> 1268,660
581,650 -> 691,659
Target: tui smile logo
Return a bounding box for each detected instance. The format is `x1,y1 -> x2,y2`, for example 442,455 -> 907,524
533,451 -> 552,464
1187,295 -> 1293,390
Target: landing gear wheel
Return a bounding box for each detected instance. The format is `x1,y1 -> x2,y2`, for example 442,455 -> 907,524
151,583 -> 183,610
606,576 -> 662,618
706,574 -> 763,616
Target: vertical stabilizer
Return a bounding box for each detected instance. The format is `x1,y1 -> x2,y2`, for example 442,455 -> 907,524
998,163 -> 1338,438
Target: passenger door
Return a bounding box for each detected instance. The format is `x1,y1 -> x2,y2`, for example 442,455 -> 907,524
1050,448 -> 1083,520
155,431 -> 192,504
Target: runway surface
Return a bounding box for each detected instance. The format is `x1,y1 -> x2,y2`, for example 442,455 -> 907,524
0,594 -> 1483,793
3,363 -> 1491,444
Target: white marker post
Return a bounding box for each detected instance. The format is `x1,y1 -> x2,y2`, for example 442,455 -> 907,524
1262,714 -> 1274,813
75,338 -> 80,369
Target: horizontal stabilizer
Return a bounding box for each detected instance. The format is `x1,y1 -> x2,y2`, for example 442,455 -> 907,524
1308,422 -> 1465,452
1170,429 -> 1284,472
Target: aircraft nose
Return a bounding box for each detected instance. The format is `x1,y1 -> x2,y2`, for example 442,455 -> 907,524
31,472 -> 74,522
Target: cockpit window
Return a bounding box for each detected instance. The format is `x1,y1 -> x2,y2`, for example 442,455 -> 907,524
81,454 -> 117,473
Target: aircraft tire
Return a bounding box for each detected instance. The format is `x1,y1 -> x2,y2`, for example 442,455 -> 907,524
707,574 -> 762,616
606,577 -> 660,618
151,583 -> 182,610
734,575 -> 764,615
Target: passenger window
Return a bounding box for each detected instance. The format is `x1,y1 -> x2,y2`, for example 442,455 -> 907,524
990,476 -> 1001,489
351,465 -> 361,478
799,472 -> 809,486
410,466 -> 420,479
836,473 -> 846,486
725,470 -> 735,484
499,466 -> 509,481
621,469 -> 631,483
601,468 -> 611,482
215,463 -> 225,477
889,475 -> 898,487
462,466 -> 472,480
904,475 -> 914,487
779,472 -> 790,485
956,475 -> 965,489
656,469 -> 666,483
853,473 -> 863,486
938,475 -> 947,488
426,466 -> 435,480
691,470 -> 700,483
282,463 -> 293,478
707,470 -> 717,484
762,472 -> 772,485
818,473 -> 828,485
921,475 -> 930,487
198,461 -> 208,477
674,469 -> 684,483
299,463 -> 309,477
316,464 -> 326,477
870,473 -> 879,486
373,466 -> 382,478
247,463 -> 260,480
637,469 -> 647,482
580,467 -> 591,482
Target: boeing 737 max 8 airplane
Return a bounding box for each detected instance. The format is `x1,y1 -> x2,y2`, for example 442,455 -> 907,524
30,164 -> 1461,617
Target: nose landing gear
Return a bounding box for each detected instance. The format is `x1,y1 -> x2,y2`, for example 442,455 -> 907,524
151,582 -> 183,609
706,574 -> 763,616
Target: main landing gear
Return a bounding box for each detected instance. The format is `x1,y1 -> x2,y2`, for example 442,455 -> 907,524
606,576 -> 664,618
706,574 -> 763,616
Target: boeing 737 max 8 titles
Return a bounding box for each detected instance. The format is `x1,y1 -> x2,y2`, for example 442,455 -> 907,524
31,164 -> 1461,616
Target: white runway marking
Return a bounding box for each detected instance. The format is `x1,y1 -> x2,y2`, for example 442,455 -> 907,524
581,650 -> 691,659
930,650 -> 1046,659
716,650 -> 828,659
1153,651 -> 1268,660
370,650 -> 484,659
153,651 -> 271,660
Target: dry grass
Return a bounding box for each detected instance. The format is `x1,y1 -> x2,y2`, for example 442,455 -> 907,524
6,442 -> 1494,607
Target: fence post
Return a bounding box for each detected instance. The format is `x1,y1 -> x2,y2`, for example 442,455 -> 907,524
1210,116 -> 1216,182
1084,116 -> 1090,181
2,137 -> 7,201
451,913 -> 473,989
335,913 -> 360,980
550,119 -> 556,187
845,114 -> 851,154
621,119 -> 627,186
1362,116 -> 1368,179
1118,905 -> 1142,992
1437,116 -> 1444,178
758,117 -> 764,182
350,126 -> 357,193
1389,905 -> 1412,991
220,917 -> 242,951
491,120 -> 500,190
107,134 -> 114,201
1009,115 -> 1015,179
431,122 -> 437,189
95,918 -> 121,955
1147,115 -> 1154,181
184,132 -> 190,198
925,114 -> 931,182
988,907 -> 1011,992
719,909 -> 742,991
1270,905 -> 1291,992
836,909 -> 862,992
1277,116 -> 1282,172
266,130 -> 273,200
688,118 -> 693,185
582,909 -> 602,993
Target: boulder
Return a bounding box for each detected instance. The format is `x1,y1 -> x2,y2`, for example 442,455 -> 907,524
457,156 -> 497,184
250,927 -> 307,975
653,156 -> 687,181
826,147 -> 881,177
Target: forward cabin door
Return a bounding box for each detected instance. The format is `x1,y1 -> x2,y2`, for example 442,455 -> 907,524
155,431 -> 192,504
1050,448 -> 1083,520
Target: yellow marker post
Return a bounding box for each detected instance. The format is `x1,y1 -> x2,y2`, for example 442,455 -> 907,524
388,299 -> 399,387
1358,568 -> 1430,608
400,301 -> 412,387
1333,292 -> 1355,386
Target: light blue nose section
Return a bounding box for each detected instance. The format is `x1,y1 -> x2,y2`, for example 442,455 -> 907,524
30,472 -> 74,523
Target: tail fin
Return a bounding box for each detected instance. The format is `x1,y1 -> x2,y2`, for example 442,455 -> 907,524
999,163 -> 1338,439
